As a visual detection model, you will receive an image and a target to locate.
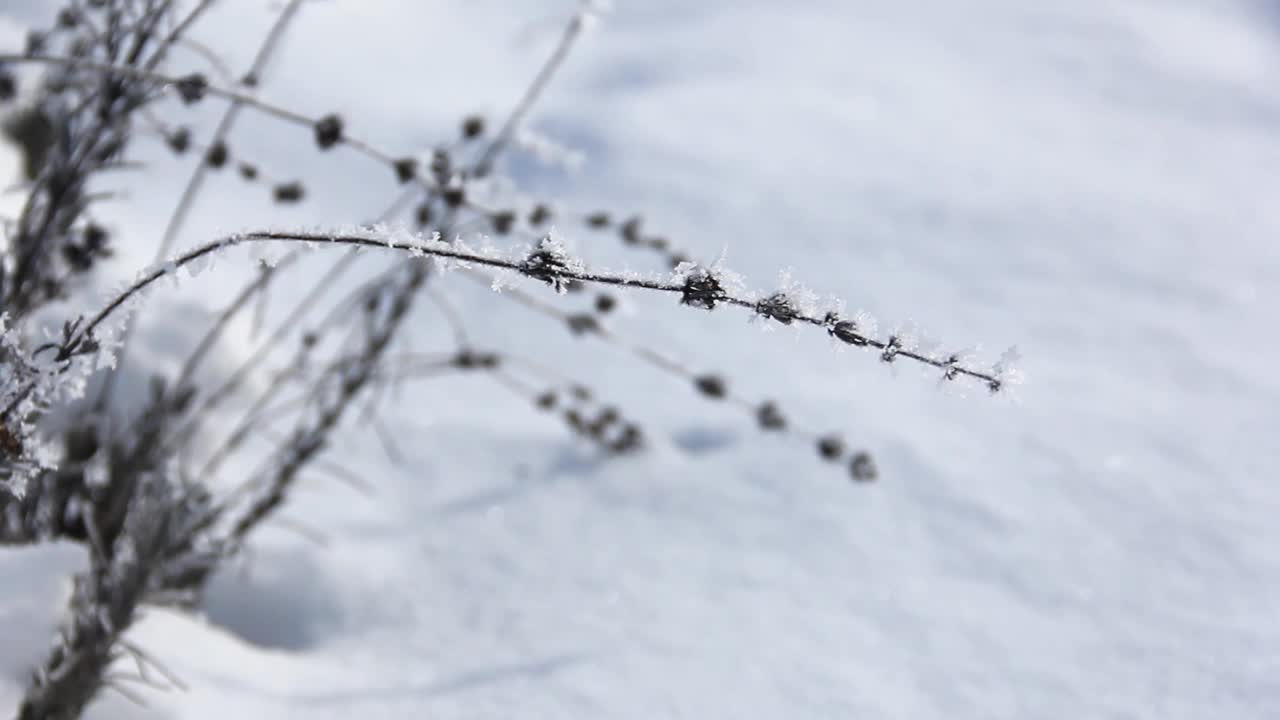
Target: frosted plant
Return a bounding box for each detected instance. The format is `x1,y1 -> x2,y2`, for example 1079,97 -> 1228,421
0,1 -> 1021,717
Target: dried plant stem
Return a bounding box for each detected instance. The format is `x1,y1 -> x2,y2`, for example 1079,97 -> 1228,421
54,229 -> 1005,394
474,12 -> 589,177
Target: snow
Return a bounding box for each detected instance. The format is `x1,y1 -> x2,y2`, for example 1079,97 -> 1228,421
3,0 -> 1280,718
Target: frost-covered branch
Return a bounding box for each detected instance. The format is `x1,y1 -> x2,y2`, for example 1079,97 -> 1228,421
64,227 -> 1021,394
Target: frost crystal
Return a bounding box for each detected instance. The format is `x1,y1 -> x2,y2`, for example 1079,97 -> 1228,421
520,233 -> 583,294
990,346 -> 1024,393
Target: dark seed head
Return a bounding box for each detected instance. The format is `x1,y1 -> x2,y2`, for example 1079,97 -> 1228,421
535,392 -> 557,410
490,211 -> 516,235
850,452 -> 877,482
430,150 -> 451,182
0,68 -> 15,103
756,401 -> 786,431
528,204 -> 552,226
620,216 -> 642,245
273,181 -> 304,203
461,115 -> 485,139
415,202 -> 433,228
25,31 -> 46,57
755,293 -> 799,325
880,335 -> 901,363
238,162 -> 258,180
165,127 -> 191,154
694,374 -> 726,399
442,185 -> 466,208
174,73 -> 208,104
594,293 -> 616,314
680,269 -> 726,311
825,313 -> 868,346
566,313 -> 600,336
83,223 -> 108,251
611,424 -> 643,453
205,140 -> 228,168
817,434 -> 844,461
394,158 -> 418,184
314,114 -> 344,150
586,212 -> 611,229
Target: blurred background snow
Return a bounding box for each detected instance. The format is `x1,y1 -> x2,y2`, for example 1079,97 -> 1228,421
2,0 -> 1279,717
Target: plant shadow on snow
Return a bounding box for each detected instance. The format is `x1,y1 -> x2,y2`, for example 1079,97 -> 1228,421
200,546 -> 346,652
670,425 -> 739,455
294,653 -> 590,706
430,442 -> 612,518
432,429 -> 737,519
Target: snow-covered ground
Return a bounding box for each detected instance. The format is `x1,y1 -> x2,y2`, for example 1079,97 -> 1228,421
3,0 -> 1279,717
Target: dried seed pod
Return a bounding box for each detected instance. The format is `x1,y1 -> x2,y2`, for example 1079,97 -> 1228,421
566,313 -> 600,335
528,204 -> 552,226
442,186 -> 466,208
83,223 -> 108,251
586,212 -> 611,228
238,162 -> 259,180
0,67 -> 16,102
880,335 -> 901,363
490,210 -> 516,235
942,354 -> 962,381
394,158 -> 418,184
680,269 -> 726,310
817,434 -> 844,461
314,114 -> 344,150
620,216 -> 642,245
535,391 -> 557,410
755,293 -> 799,325
610,424 -> 643,454
25,31 -> 46,57
205,141 -> 229,168
825,313 -> 868,346
430,150 -> 451,181
694,374 -> 726,399
594,293 -> 616,314
596,406 -> 620,426
520,238 -> 576,292
756,401 -> 786,431
174,73 -> 208,104
850,452 -> 877,482
166,127 -> 191,154
461,115 -> 485,139
273,181 -> 305,204
415,202 -> 433,228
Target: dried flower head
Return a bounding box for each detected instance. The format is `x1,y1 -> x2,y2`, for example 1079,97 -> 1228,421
314,114 -> 344,150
